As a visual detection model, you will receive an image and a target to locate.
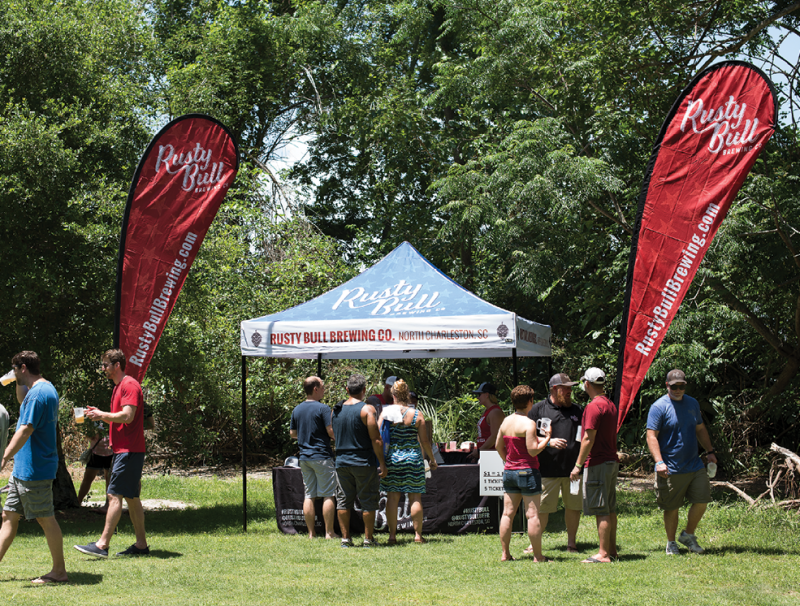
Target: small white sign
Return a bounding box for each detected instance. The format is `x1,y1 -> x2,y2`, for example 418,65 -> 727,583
479,451 -> 505,496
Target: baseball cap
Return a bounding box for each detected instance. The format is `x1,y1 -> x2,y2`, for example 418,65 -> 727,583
580,367 -> 606,384
472,382 -> 497,395
385,376 -> 398,386
666,369 -> 686,385
549,373 -> 578,388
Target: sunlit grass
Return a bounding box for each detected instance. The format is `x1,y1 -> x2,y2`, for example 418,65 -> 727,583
0,475 -> 798,605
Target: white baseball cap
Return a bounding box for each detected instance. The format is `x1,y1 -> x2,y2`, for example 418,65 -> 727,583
580,367 -> 606,384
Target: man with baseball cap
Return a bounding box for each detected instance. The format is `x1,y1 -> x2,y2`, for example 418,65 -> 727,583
467,382 -> 504,462
646,369 -> 717,555
570,367 -> 619,563
372,376 -> 397,407
525,373 -> 583,553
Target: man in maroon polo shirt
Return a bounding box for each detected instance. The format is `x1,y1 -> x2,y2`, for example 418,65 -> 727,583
570,367 -> 619,563
75,349 -> 149,558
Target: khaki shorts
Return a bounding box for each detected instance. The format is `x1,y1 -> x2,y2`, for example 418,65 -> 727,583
582,461 -> 618,516
656,468 -> 712,510
540,476 -> 583,513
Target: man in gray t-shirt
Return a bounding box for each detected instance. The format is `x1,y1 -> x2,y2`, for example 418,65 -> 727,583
290,376 -> 338,539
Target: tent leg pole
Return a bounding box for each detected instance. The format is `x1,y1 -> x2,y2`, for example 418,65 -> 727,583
317,353 -> 322,380
548,357 -> 553,381
242,355 -> 247,533
512,348 -> 518,386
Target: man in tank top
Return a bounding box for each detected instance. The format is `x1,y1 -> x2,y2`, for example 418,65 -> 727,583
332,374 -> 387,548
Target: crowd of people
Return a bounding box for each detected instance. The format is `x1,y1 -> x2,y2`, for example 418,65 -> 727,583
0,349 -> 149,585
291,367 -> 719,562
0,350 -> 718,583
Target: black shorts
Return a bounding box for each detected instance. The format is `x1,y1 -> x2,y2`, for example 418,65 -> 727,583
108,453 -> 145,499
86,453 -> 112,471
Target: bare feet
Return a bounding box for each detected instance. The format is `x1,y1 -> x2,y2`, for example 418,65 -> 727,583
414,536 -> 427,544
500,554 -> 515,562
532,556 -> 551,563
324,533 -> 340,539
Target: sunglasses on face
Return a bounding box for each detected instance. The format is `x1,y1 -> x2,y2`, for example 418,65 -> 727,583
669,384 -> 687,391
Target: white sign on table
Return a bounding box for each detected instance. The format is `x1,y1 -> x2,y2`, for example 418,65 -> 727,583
478,451 -> 505,496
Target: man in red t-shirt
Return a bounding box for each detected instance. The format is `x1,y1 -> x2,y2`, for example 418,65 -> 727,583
75,349 -> 149,558
570,367 -> 619,563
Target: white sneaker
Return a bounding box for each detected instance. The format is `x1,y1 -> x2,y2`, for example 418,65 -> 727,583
665,541 -> 680,555
678,531 -> 705,554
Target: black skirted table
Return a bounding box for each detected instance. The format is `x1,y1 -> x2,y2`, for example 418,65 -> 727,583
272,464 -> 498,535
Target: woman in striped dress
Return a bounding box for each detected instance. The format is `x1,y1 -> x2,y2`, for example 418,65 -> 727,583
379,379 -> 438,544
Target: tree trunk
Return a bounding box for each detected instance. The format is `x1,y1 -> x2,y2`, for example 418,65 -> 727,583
52,423 -> 79,510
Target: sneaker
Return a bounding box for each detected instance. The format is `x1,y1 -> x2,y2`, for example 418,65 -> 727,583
116,544 -> 150,556
665,541 -> 680,555
678,530 -> 705,554
362,539 -> 379,548
340,539 -> 353,548
74,542 -> 109,558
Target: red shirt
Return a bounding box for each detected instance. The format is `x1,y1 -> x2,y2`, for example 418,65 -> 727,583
109,375 -> 145,453
503,435 -> 539,470
477,404 -> 502,449
583,395 -> 618,467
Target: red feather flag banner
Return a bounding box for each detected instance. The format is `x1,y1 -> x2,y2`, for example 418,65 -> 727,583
613,62 -> 777,429
114,114 -> 239,383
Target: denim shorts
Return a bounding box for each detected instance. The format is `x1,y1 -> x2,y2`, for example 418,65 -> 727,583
503,468 -> 542,496
108,452 -> 145,499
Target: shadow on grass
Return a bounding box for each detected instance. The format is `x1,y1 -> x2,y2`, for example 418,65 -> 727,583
61,501 -> 275,537
705,545 -> 800,556
17,572 -> 104,587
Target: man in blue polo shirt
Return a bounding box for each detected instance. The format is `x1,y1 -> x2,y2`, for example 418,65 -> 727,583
0,351 -> 68,584
290,376 -> 338,539
646,369 -> 718,555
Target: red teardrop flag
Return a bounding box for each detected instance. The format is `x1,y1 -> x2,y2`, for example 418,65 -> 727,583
114,114 -> 239,382
614,62 -> 777,428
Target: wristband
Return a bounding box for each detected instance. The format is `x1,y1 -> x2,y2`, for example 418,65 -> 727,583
705,450 -> 715,456
655,461 -> 664,466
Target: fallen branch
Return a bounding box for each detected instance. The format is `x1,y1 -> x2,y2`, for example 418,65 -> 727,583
771,443 -> 800,468
747,488 -> 773,511
722,481 -> 756,505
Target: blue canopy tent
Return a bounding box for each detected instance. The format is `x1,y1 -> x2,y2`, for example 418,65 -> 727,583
238,242 -> 552,529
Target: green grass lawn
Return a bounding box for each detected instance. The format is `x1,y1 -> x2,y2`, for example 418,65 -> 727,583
1,474 -> 798,605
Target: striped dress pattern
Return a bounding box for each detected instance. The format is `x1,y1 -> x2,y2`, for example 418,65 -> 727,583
380,409 -> 426,493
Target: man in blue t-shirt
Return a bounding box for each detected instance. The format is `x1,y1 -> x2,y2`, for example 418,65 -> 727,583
646,369 -> 718,556
290,376 -> 338,539
0,351 -> 68,584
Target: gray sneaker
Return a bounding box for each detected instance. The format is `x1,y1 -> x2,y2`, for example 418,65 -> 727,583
678,531 -> 705,554
74,542 -> 108,558
665,540 -> 680,555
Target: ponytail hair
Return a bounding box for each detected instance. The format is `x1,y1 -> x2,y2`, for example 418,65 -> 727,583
391,379 -> 410,404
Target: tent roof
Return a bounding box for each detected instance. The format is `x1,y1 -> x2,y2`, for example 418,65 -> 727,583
240,242 -> 551,359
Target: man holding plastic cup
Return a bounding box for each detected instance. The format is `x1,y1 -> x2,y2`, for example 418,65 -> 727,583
0,351 -> 69,584
75,349 -> 149,558
526,373 -> 583,554
646,369 -> 717,556
570,367 -> 619,563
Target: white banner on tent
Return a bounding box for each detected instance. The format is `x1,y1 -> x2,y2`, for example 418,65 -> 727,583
240,314 -> 550,359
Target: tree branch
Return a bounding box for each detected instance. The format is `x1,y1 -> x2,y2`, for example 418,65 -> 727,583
698,2 -> 800,71
706,277 -> 794,358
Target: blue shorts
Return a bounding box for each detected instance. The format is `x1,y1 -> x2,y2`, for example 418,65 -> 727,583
503,468 -> 542,496
108,452 -> 145,499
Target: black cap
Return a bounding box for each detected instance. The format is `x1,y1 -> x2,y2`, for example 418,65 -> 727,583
471,382 -> 497,395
